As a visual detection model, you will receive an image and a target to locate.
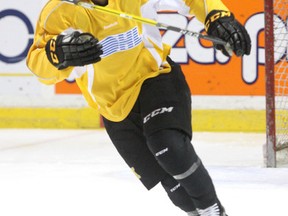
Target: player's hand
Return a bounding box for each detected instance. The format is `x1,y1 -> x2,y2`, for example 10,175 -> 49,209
45,31 -> 103,70
205,10 -> 251,57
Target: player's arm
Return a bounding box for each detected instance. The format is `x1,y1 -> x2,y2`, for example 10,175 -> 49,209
187,0 -> 251,56
204,10 -> 251,56
45,31 -> 102,70
155,0 -> 251,56
26,1 -> 102,85
26,29 -> 72,85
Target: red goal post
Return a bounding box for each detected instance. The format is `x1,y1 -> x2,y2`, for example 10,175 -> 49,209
264,0 -> 288,167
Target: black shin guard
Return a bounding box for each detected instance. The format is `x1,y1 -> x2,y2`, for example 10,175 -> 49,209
161,174 -> 196,212
147,129 -> 218,209
176,162 -> 218,209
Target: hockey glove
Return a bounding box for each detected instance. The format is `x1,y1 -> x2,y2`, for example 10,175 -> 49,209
205,10 -> 251,57
45,31 -> 103,70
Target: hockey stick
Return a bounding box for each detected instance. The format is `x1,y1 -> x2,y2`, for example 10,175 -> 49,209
63,0 -> 232,54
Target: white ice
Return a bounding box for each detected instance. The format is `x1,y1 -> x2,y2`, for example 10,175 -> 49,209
0,129 -> 287,216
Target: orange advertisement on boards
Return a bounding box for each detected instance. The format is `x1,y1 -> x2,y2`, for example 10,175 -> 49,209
55,0 -> 286,96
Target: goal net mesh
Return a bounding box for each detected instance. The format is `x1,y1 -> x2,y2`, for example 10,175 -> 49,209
273,0 -> 288,166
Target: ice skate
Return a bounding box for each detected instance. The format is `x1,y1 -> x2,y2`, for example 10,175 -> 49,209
196,203 -> 228,216
187,210 -> 200,216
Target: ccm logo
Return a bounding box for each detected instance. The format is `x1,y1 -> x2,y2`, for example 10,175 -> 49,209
49,38 -> 59,64
205,11 -> 231,30
143,107 -> 174,124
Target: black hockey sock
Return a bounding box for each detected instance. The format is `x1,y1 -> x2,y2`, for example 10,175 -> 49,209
161,174 -> 197,212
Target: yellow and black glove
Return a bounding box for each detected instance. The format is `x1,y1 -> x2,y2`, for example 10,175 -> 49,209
45,31 -> 103,70
205,10 -> 251,57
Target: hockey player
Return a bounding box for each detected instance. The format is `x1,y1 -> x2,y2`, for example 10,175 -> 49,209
26,0 -> 251,215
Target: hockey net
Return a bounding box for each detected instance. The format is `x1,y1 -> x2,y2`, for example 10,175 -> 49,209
265,0 -> 288,167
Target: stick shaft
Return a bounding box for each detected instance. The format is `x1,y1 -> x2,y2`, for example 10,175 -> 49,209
77,2 -> 228,46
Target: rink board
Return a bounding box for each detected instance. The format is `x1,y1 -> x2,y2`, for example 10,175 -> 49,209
0,108 -> 265,132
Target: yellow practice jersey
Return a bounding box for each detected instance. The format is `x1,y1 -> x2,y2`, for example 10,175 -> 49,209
26,0 -> 228,122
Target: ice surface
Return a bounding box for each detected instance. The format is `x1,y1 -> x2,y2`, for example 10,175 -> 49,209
0,129 -> 287,216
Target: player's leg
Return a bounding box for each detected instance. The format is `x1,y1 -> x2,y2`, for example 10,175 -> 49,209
147,129 -> 225,214
140,57 -> 226,215
102,111 -> 166,190
102,103 -> 198,213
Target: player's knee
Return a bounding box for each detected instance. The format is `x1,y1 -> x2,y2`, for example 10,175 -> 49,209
146,129 -> 199,176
